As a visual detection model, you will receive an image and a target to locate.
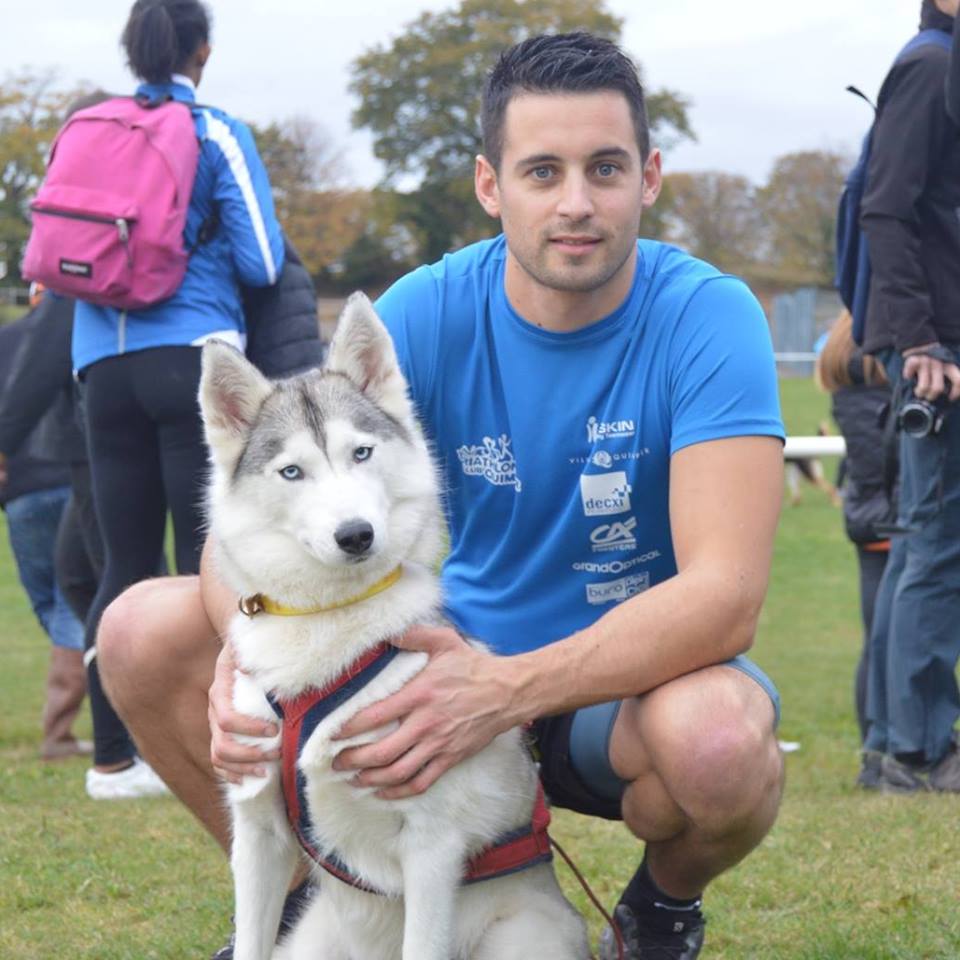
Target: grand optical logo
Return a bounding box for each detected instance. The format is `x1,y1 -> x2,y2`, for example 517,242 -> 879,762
586,572 -> 651,606
573,551 -> 661,575
580,471 -> 632,517
586,416 -> 635,443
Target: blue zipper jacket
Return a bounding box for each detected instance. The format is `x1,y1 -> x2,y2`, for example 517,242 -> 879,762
72,77 -> 285,372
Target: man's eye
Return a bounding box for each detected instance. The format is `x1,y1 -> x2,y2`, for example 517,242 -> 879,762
596,163 -> 618,177
531,166 -> 554,181
353,446 -> 374,463
279,464 -> 304,481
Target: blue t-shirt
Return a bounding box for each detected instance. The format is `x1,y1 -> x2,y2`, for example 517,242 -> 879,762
376,235 -> 784,656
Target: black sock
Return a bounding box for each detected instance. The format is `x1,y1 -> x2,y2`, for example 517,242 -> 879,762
619,856 -> 703,933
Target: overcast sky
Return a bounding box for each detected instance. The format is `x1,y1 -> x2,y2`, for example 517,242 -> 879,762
1,1 -> 926,187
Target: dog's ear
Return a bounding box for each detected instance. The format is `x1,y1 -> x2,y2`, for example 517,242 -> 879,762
199,340 -> 273,469
327,292 -> 411,421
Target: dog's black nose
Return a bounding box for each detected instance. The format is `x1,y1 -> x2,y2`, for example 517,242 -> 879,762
334,519 -> 375,556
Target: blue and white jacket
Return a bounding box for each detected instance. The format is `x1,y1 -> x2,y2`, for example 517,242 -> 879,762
72,76 -> 285,372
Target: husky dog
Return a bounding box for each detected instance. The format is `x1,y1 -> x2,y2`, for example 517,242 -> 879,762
199,293 -> 589,960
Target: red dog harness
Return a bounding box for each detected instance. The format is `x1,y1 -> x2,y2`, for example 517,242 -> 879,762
267,642 -> 553,895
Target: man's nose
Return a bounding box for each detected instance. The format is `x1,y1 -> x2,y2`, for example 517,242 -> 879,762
556,173 -> 594,220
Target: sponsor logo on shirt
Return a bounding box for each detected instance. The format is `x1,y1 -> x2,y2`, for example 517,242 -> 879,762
573,551 -> 660,575
585,571 -> 651,605
580,471 -> 632,517
586,415 -> 636,443
568,448 -> 651,466
589,517 -> 638,552
456,434 -> 522,492
591,450 -> 613,469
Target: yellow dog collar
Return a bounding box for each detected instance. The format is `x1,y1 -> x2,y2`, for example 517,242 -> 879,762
239,565 -> 403,617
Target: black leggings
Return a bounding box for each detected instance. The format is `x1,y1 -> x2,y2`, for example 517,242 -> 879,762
82,346 -> 208,765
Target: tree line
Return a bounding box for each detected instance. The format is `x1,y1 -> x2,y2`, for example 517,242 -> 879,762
0,0 -> 849,296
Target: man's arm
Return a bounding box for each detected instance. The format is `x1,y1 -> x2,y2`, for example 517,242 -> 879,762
333,434 -> 783,798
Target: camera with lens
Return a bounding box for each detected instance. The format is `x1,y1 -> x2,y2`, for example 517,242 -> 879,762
897,386 -> 947,438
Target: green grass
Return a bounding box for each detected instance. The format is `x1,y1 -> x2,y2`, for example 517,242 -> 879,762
2,377 -> 958,958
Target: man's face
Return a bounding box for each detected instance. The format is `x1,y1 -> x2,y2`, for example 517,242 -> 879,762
475,91 -> 660,300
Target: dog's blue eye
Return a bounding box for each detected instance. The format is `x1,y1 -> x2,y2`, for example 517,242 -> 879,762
353,446 -> 373,463
279,465 -> 303,481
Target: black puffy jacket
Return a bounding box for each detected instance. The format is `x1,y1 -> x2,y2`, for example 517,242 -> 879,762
244,236 -> 326,378
831,362 -> 897,544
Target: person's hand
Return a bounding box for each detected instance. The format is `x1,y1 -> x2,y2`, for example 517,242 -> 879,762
208,640 -> 280,784
902,346 -> 960,403
331,625 -> 524,800
936,0 -> 959,17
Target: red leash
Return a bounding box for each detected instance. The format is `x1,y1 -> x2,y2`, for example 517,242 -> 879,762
550,835 -> 625,960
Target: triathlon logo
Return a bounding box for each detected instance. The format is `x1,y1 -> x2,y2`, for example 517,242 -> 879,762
586,415 -> 636,443
580,471 -> 632,517
456,434 -> 522,492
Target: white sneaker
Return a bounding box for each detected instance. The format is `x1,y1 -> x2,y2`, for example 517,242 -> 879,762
85,759 -> 170,800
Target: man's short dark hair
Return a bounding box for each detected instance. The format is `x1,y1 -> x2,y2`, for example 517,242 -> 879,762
481,32 -> 649,171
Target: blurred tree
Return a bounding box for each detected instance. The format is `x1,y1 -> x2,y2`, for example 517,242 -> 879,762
756,150 -> 849,286
251,117 -> 364,277
662,171 -> 762,272
349,0 -> 694,261
0,70 -> 83,285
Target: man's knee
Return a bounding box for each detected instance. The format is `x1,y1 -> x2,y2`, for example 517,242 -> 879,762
97,576 -> 213,712
617,666 -> 783,835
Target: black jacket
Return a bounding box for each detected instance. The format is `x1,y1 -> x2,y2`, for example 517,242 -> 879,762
0,317 -> 72,507
244,236 -> 326,378
861,9 -> 960,353
948,12 -> 960,123
831,359 -> 897,544
0,294 -> 85,465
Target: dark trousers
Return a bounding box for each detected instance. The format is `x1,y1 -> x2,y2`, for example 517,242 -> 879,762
853,544 -> 889,744
82,346 -> 208,766
55,462 -> 104,623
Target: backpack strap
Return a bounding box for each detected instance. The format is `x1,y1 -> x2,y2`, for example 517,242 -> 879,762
123,94 -> 220,250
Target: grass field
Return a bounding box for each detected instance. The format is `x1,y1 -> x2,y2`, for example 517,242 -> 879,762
2,378 -> 958,959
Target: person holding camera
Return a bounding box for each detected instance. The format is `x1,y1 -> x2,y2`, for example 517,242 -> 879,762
859,0 -> 960,793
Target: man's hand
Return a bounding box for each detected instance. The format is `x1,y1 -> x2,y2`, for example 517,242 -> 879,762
208,641 -> 280,784
331,625 -> 524,800
902,345 -> 960,402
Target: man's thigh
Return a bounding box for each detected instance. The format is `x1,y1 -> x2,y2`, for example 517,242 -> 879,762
532,656 -> 779,821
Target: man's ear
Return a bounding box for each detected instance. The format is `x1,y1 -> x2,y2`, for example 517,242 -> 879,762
641,149 -> 663,210
326,292 -> 412,422
474,154 -> 502,220
198,340 -> 272,471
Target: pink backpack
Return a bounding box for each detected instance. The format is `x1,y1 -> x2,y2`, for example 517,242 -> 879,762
23,97 -> 200,310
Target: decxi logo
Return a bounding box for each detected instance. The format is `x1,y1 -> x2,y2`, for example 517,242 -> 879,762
580,471 -> 632,517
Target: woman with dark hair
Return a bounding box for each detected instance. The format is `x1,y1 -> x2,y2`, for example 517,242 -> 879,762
815,311 -> 896,788
75,0 -> 285,799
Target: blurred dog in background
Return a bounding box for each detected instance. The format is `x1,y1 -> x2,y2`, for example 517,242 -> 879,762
785,422 -> 842,507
